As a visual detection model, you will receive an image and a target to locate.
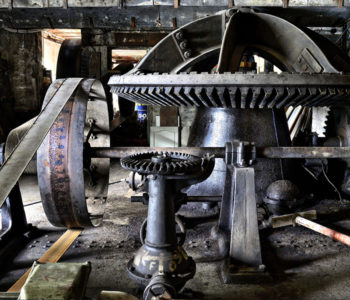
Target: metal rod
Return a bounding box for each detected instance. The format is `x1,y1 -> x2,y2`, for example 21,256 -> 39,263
295,216 -> 350,247
90,147 -> 224,158
90,146 -> 350,159
258,147 -> 350,159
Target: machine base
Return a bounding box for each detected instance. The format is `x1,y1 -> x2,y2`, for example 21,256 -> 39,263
220,259 -> 272,284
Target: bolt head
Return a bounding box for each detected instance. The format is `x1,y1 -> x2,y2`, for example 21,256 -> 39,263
259,264 -> 266,272
180,40 -> 188,49
184,50 -> 192,59
175,31 -> 184,40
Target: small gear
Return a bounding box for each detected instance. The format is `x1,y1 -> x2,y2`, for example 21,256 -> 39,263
121,152 -> 205,175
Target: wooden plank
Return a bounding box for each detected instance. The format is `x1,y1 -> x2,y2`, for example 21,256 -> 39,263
174,0 -> 179,8
7,229 -> 82,292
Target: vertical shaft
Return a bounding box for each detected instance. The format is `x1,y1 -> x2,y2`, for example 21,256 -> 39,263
146,176 -> 177,247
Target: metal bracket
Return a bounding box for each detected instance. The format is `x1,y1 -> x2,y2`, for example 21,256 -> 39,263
216,141 -> 268,283
225,140 -> 256,167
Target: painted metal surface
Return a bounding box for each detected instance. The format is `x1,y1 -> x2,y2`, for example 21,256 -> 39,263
110,73 -> 350,108
121,152 -> 214,295
109,9 -> 350,203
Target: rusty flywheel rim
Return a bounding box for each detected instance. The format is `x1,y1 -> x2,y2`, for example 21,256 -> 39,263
37,79 -> 110,228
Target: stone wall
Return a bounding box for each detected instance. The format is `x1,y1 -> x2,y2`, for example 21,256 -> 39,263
0,29 -> 43,113
0,29 -> 44,142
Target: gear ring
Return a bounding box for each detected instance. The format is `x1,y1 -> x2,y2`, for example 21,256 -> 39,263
121,151 -> 205,175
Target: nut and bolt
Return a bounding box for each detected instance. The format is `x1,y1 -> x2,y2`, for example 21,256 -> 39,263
179,40 -> 188,50
175,30 -> 184,40
184,50 -> 192,59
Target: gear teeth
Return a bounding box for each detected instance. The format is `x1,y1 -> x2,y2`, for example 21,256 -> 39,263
311,107 -> 330,138
110,73 -> 350,108
120,151 -> 210,176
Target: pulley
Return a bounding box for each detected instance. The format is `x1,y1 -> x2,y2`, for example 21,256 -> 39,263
37,79 -> 110,228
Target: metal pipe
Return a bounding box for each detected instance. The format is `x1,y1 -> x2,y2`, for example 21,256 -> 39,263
259,147 -> 350,159
295,216 -> 350,247
90,146 -> 350,159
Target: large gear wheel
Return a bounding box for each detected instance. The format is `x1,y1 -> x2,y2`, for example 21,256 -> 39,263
109,8 -> 350,201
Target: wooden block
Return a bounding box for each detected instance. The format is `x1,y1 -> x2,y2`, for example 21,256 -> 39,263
8,229 -> 82,292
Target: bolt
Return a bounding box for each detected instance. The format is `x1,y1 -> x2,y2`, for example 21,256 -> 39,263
259,264 -> 266,272
184,50 -> 192,59
151,284 -> 168,297
175,30 -> 184,40
179,40 -> 188,50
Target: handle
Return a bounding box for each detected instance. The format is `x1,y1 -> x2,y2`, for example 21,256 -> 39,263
295,216 -> 350,246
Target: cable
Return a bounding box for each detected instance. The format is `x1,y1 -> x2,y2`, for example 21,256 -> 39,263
23,200 -> 42,207
302,164 -> 319,181
108,179 -> 126,185
321,161 -> 343,202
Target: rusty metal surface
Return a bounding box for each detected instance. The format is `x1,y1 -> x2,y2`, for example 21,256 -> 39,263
295,216 -> 350,246
0,78 -> 83,211
37,79 -> 110,228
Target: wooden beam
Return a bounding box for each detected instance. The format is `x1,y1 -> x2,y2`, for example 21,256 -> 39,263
7,229 -> 82,293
